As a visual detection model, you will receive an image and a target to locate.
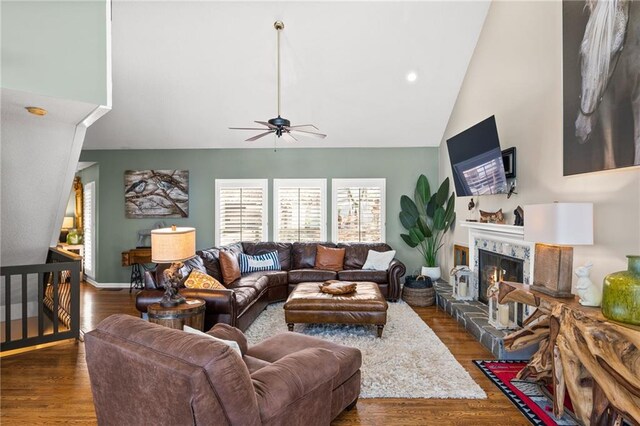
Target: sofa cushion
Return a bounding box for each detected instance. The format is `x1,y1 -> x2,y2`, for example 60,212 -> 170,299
207,323 -> 248,356
233,287 -> 259,312
227,275 -> 269,295
242,242 -> 292,271
184,325 -> 242,357
184,270 -> 226,290
239,251 -> 281,274
247,331 -> 362,389
197,248 -> 223,282
220,251 -> 241,285
337,269 -> 388,284
315,245 -> 346,272
362,249 -> 396,271
242,270 -> 288,288
338,243 -> 393,270
288,269 -> 337,284
291,242 -> 336,269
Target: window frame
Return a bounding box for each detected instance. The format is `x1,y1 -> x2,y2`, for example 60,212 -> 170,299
215,179 -> 269,246
331,178 -> 386,243
273,178 -> 327,242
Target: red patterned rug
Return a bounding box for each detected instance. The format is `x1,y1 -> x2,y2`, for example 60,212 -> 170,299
474,360 -> 578,426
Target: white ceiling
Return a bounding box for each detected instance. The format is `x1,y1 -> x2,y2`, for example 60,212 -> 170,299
84,1 -> 490,149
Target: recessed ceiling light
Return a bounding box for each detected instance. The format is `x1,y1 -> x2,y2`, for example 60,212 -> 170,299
406,72 -> 418,83
25,106 -> 47,116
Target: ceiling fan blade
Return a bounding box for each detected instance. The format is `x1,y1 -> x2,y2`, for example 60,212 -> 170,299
255,121 -> 277,129
245,130 -> 274,141
229,127 -> 270,130
287,124 -> 319,130
281,132 -> 298,143
288,129 -> 327,139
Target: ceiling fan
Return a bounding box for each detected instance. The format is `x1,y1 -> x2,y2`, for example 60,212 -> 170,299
229,21 -> 327,142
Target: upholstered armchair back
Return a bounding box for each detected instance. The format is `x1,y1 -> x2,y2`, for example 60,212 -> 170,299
85,314 -> 261,426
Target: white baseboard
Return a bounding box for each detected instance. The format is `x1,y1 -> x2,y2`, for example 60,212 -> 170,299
85,277 -> 130,289
0,301 -> 39,321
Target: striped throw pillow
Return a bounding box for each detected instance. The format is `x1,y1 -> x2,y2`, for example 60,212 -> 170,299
239,251 -> 281,274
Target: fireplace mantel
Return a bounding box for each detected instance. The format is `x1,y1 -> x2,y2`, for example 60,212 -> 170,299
459,221 -> 524,237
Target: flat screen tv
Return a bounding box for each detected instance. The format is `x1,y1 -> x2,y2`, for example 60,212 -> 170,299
446,116 -> 508,196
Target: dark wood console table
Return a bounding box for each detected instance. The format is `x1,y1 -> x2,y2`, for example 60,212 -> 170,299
498,281 -> 640,425
121,248 -> 153,292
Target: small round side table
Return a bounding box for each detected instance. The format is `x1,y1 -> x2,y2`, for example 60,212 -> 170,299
147,298 -> 205,331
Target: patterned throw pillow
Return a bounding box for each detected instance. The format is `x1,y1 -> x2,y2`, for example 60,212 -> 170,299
184,270 -> 226,290
238,251 -> 281,274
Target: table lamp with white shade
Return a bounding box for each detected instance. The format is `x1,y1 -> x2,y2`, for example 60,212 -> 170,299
151,226 -> 196,307
524,203 -> 593,298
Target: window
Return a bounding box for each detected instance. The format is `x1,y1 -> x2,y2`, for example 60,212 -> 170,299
332,178 -> 385,243
83,181 -> 96,279
274,179 -> 326,242
215,179 -> 268,246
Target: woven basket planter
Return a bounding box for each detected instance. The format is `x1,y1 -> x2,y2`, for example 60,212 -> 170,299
402,276 -> 435,307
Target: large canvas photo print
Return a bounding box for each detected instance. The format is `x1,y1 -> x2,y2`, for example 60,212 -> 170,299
563,0 -> 639,175
124,170 -> 189,218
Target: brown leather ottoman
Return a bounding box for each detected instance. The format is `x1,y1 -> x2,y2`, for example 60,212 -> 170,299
284,281 -> 388,337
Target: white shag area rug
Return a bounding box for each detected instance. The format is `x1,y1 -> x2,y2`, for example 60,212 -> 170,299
245,300 -> 486,399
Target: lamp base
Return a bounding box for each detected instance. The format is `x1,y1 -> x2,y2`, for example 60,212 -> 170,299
160,262 -> 186,308
160,294 -> 186,308
532,244 -> 574,299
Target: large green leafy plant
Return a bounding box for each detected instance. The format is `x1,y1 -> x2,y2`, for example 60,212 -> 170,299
399,175 -> 456,267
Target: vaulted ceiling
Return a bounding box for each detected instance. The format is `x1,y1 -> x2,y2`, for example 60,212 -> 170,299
84,1 -> 490,149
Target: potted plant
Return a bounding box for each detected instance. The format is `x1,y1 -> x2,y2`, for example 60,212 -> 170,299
399,174 -> 456,280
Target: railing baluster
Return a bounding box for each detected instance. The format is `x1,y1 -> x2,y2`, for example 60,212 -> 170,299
70,261 -> 80,339
52,271 -> 59,334
22,274 -> 28,340
5,275 -> 11,343
38,272 -> 44,337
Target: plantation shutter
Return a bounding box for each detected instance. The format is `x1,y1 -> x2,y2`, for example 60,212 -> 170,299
275,180 -> 325,241
334,179 -> 385,243
216,180 -> 268,246
83,181 -> 95,279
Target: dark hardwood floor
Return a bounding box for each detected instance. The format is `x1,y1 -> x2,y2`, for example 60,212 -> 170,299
1,284 -> 528,425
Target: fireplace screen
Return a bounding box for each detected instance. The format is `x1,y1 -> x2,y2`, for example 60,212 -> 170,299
478,249 -> 524,304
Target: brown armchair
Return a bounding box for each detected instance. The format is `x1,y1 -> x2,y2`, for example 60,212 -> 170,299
85,314 -> 361,426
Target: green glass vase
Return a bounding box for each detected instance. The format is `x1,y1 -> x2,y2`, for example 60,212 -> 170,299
601,255 -> 640,325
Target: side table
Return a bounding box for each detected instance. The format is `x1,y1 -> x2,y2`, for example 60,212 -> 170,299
122,248 -> 153,292
147,298 -> 205,331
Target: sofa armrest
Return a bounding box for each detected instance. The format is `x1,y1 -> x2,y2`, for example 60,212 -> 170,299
251,348 -> 339,424
387,258 -> 406,301
180,288 -> 238,326
207,323 -> 248,356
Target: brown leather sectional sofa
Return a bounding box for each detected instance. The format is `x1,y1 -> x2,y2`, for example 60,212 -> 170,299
136,241 -> 406,331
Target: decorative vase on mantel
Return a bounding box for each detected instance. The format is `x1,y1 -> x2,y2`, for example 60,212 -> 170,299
601,255 -> 640,326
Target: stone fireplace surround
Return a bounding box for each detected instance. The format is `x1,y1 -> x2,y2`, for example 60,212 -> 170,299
434,222 -> 537,359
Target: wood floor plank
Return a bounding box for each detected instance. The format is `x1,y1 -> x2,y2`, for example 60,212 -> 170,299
1,284 -> 528,425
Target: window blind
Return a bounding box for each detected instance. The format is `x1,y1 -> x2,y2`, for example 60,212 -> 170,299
276,184 -> 325,242
333,179 -> 385,243
217,182 -> 267,246
83,181 -> 95,279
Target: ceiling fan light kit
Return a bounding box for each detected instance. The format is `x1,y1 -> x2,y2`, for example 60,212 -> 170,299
229,21 -> 326,142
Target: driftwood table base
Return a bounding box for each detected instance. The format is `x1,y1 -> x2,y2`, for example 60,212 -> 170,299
498,281 -> 640,425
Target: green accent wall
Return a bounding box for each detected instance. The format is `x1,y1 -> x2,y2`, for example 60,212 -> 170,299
80,148 -> 439,283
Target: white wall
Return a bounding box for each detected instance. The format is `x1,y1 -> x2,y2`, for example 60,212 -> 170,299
439,1 -> 640,290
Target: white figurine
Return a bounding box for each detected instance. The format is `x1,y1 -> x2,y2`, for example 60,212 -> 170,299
575,261 -> 602,307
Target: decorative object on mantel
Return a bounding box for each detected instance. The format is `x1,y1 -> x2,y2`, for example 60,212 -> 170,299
574,261 -> 601,307
401,275 -> 434,307
601,255 -> 640,325
524,203 -> 593,298
228,21 -> 327,143
125,170 -> 189,218
151,225 -> 196,307
479,209 -> 505,224
450,266 -> 474,301
487,282 -> 519,330
399,174 -> 456,281
513,206 -> 524,226
496,281 -> 640,425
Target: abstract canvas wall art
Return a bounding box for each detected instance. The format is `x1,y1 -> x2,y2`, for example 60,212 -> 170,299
124,170 -> 189,218
563,0 -> 639,175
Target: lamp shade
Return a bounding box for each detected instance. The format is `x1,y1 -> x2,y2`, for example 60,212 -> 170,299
62,216 -> 75,229
524,203 -> 593,245
151,226 -> 196,263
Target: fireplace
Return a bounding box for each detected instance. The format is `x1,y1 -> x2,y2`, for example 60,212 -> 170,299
478,249 -> 524,304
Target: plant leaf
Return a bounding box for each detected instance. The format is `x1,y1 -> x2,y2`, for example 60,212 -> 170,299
436,177 -> 450,206
400,233 -> 418,248
409,227 -> 425,244
416,174 -> 430,208
400,195 -> 419,219
417,216 -> 432,238
426,193 -> 437,217
433,207 -> 446,230
399,211 -> 417,229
